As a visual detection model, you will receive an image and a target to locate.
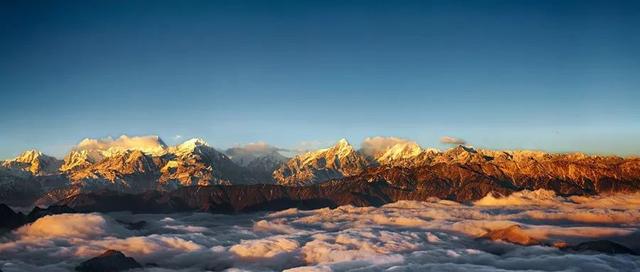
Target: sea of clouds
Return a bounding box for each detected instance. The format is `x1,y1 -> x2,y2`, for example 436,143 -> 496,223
1,189 -> 639,271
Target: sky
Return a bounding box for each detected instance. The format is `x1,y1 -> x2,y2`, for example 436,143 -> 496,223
1,0 -> 639,159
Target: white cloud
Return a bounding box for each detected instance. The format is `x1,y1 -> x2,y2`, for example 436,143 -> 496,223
440,136 -> 466,145
74,135 -> 167,155
16,213 -> 129,239
290,140 -> 334,154
226,142 -> 286,158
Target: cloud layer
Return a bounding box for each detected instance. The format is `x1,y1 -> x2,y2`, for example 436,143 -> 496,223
1,190 -> 639,271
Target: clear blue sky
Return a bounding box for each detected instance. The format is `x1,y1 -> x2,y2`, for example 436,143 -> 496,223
1,0 -> 639,159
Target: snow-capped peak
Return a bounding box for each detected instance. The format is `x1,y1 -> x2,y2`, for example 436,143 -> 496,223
376,141 -> 422,163
177,138 -> 209,152
2,149 -> 62,175
225,142 -> 288,168
11,149 -> 44,162
336,138 -> 350,147
329,138 -> 355,157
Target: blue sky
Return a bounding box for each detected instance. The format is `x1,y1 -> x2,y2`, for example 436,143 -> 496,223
1,0 -> 639,159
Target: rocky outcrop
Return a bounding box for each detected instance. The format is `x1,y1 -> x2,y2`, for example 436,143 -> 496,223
75,250 -> 142,272
480,225 -> 540,246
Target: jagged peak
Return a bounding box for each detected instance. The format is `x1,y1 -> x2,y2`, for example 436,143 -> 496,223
2,149 -> 61,176
19,149 -> 43,156
376,141 -> 423,163
11,149 -> 46,162
330,138 -> 354,151
336,138 -> 350,146
177,138 -> 210,151
424,147 -> 440,153
448,145 -> 477,153
321,138 -> 358,160
290,138 -> 358,165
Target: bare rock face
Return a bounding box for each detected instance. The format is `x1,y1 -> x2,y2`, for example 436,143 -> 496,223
273,139 -> 369,186
480,225 -> 540,246
75,250 -> 142,272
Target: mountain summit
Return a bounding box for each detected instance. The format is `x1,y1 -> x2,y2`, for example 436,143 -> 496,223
273,138 -> 368,186
1,150 -> 62,176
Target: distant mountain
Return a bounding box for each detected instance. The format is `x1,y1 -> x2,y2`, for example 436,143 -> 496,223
371,140 -> 423,165
2,150 -> 62,176
63,137 -> 260,192
273,139 -> 369,186
225,142 -> 288,183
61,135 -> 167,172
336,145 -> 640,197
3,135 -> 640,208
160,138 -> 257,188
1,136 -> 268,206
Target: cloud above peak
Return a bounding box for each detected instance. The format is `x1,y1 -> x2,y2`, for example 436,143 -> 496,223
440,136 -> 466,145
226,142 -> 286,156
75,135 -> 167,154
361,136 -> 418,157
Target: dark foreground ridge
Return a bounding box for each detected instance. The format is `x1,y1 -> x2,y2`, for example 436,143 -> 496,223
49,176 -> 616,214
75,250 -> 142,272
0,204 -> 75,231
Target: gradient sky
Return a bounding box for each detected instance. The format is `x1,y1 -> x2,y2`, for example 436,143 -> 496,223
1,0 -> 639,159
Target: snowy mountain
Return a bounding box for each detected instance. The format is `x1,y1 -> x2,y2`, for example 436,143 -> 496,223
225,142 -> 288,183
273,138 -> 369,186
2,134 -> 640,208
61,135 -> 167,172
160,138 -> 256,188
2,150 -> 63,176
372,141 -> 423,165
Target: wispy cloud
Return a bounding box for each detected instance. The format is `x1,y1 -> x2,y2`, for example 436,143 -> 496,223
226,141 -> 287,155
440,136 -> 466,145
75,135 -> 167,151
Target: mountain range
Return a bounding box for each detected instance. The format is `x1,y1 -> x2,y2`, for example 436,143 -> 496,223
1,135 -> 639,208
